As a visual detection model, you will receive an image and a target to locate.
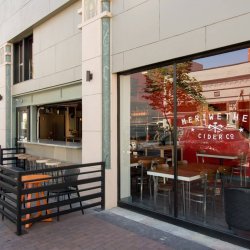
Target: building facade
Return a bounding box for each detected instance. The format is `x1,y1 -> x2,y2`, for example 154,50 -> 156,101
0,0 -> 250,245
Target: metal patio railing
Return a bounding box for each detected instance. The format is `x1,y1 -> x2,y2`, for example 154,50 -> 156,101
0,162 -> 105,235
0,146 -> 26,168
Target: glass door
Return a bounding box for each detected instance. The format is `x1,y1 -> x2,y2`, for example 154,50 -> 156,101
16,107 -> 30,142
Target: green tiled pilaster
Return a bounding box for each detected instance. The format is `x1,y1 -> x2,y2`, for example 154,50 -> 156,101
5,64 -> 11,147
102,0 -> 111,169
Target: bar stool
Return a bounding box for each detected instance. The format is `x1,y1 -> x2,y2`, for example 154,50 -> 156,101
15,154 -> 31,170
45,161 -> 61,183
36,159 -> 50,170
26,156 -> 39,171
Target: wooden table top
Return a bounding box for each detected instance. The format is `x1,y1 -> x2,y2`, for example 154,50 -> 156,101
147,168 -> 201,182
147,162 -> 228,182
22,174 -> 51,184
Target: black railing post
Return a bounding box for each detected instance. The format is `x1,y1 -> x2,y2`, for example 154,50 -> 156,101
101,162 -> 105,210
0,145 -> 2,165
16,172 -> 22,235
1,161 -> 105,235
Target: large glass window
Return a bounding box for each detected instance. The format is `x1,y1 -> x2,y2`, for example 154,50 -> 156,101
14,34 -> 33,84
119,47 -> 250,241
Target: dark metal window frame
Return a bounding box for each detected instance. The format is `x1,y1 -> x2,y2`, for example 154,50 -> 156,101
13,34 -> 33,84
117,41 -> 250,248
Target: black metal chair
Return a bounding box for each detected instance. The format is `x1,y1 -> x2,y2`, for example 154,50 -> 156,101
230,153 -> 248,186
153,164 -> 173,214
224,187 -> 250,232
188,170 -> 217,223
48,168 -> 84,221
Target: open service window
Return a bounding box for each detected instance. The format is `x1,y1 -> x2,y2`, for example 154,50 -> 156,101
37,100 -> 82,142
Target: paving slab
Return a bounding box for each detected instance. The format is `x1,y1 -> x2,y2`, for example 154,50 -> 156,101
0,208 -> 248,250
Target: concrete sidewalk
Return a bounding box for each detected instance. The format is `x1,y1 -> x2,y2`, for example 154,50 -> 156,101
0,207 -> 247,250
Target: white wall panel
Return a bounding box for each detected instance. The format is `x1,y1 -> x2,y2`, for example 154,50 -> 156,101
0,66 -> 5,87
111,0 -> 124,16
0,0 -> 77,45
112,53 -> 124,73
12,66 -> 81,96
33,47 -> 56,78
112,0 -> 149,16
32,1 -> 81,85
160,0 -> 250,40
1,0 -> 50,45
55,33 -> 82,72
206,13 -> 250,50
123,28 -> 205,71
112,0 -> 159,54
0,112 -> 5,129
74,64 -> 82,80
112,0 -> 250,72
0,86 -> 4,102
82,20 -> 101,60
124,0 -> 148,10
34,3 -> 77,53
20,0 -> 50,31
82,94 -> 102,132
49,0 -> 71,12
0,129 -> 6,147
82,131 -> 102,162
0,0 -> 30,26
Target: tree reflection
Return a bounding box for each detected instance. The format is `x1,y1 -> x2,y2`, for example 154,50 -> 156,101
142,62 -> 206,143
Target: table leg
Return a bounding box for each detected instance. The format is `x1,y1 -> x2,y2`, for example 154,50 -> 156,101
180,147 -> 183,161
182,181 -> 186,217
24,183 -> 32,229
153,176 -> 158,205
188,182 -> 191,215
171,148 -> 174,166
140,165 -> 143,200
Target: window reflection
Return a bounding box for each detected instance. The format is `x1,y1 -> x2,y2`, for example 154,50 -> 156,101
17,107 -> 29,142
120,47 -> 250,240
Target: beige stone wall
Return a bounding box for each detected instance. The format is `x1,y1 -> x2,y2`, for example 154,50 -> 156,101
112,0 -> 250,72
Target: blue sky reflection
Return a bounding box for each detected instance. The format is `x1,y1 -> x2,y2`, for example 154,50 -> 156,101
194,48 -> 248,69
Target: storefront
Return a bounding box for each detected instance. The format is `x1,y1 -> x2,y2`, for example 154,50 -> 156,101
14,82 -> 82,164
118,45 -> 250,244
